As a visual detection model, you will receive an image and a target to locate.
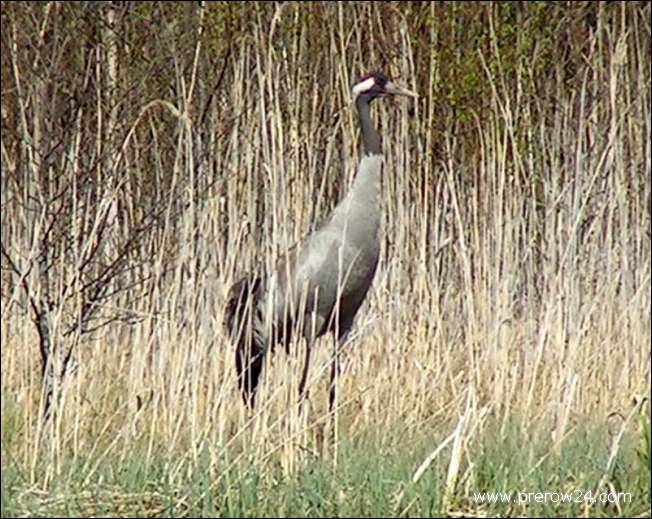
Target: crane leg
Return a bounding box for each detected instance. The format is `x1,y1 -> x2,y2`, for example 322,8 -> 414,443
329,331 -> 348,413
328,347 -> 340,413
236,344 -> 264,408
298,343 -> 312,403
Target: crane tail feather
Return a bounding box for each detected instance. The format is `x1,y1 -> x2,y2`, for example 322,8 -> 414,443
225,275 -> 266,407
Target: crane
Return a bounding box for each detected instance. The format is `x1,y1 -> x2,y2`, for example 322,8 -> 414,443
224,72 -> 417,410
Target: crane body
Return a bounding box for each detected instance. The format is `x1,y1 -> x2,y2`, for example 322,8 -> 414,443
225,73 -> 416,408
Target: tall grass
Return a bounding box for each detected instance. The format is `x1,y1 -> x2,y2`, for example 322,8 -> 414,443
2,2 -> 650,516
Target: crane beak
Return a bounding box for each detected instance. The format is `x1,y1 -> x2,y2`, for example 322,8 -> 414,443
384,80 -> 418,98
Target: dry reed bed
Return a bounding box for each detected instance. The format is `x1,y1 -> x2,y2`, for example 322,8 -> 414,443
1,2 -> 650,491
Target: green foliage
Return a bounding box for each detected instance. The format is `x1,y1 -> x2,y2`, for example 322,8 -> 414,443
2,417 -> 650,517
635,415 -> 651,502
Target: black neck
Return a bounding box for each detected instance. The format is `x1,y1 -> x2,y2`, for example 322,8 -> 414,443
356,95 -> 381,156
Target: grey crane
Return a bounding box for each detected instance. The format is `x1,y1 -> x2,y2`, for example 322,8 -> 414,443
224,72 -> 416,409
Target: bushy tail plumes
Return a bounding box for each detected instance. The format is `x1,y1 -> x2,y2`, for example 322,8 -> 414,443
224,275 -> 266,407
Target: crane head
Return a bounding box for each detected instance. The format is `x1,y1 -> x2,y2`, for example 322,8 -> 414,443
352,72 -> 417,101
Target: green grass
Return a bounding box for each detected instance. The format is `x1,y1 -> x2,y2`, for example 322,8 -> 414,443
2,417 -> 650,517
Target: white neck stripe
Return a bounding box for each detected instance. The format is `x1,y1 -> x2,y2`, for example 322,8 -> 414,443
352,77 -> 376,97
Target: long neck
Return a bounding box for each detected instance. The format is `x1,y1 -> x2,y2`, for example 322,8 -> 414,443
356,95 -> 381,156
332,95 -> 382,227
328,94 -> 382,238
